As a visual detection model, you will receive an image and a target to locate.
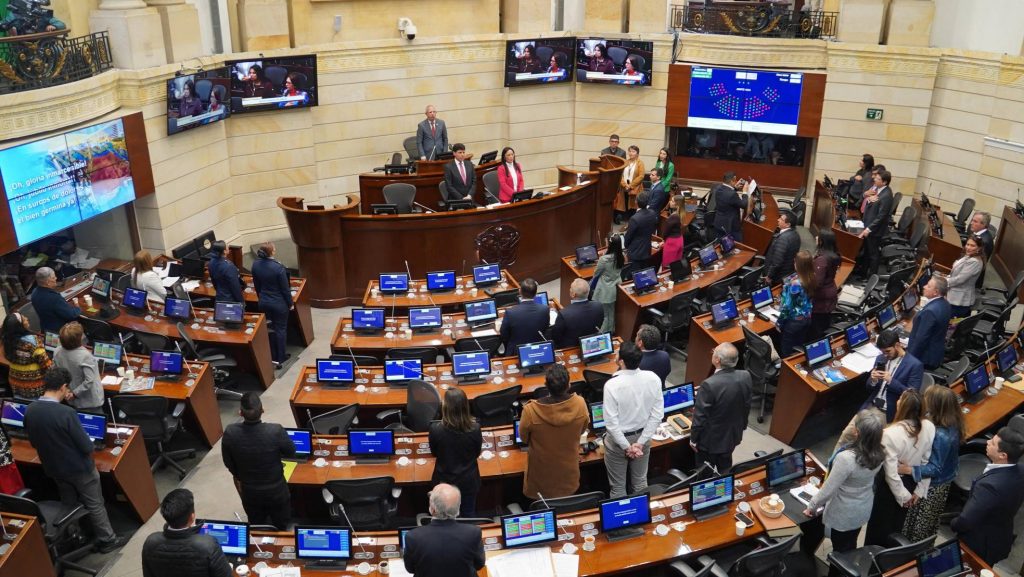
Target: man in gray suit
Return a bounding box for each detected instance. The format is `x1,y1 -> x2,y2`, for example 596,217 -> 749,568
689,343 -> 752,472
417,104 -> 449,160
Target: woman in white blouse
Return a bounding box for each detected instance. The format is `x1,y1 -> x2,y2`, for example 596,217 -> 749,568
614,145 -> 645,223
130,250 -> 166,303
946,236 -> 984,318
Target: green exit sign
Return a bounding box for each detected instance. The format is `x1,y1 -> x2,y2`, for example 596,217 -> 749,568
866,108 -> 884,120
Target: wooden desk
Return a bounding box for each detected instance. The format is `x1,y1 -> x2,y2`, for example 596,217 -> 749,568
12,425 -> 159,522
579,155 -> 627,237
810,181 -> 863,261
883,543 -> 991,577
950,340 -> 1024,440
741,191 -> 781,256
993,204 -> 1024,300
913,199 -> 962,269
559,236 -> 667,306
357,160 -> 502,213
191,274 -> 315,347
685,258 -> 855,384
362,271 -> 520,312
0,512 -> 56,577
614,244 -> 758,340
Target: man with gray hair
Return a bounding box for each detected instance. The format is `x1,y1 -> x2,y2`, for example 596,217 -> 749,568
31,266 -> 81,333
551,278 -> 604,348
967,211 -> 994,258
404,483 -> 484,577
690,342 -> 752,472
906,276 -> 951,370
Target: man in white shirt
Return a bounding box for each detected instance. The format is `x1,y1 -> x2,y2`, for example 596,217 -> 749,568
602,341 -> 664,498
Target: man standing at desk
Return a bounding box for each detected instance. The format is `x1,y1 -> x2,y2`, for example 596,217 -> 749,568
857,170 -> 894,277
417,104 -> 449,161
601,134 -> 627,159
711,172 -> 748,242
636,324 -> 670,385
906,276 -> 951,371
690,343 -> 752,472
404,484 -> 485,577
762,211 -> 800,285
141,489 -> 232,577
861,329 -> 922,422
207,241 -> 243,303
31,267 -> 81,333
443,143 -> 475,201
551,278 -> 604,349
602,342 -> 663,498
624,190 -> 658,274
647,167 -> 669,214
499,278 -> 550,354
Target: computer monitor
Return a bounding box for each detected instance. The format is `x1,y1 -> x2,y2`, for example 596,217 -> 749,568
478,150 -> 498,164
408,307 -> 442,331
447,199 -> 475,211
580,332 -> 614,364
698,245 -> 719,267
845,322 -> 870,350
669,258 -> 692,282
576,244 -> 598,266
464,299 -> 498,325
77,411 -> 107,443
284,428 -> 313,459
534,291 -> 549,306
804,337 -> 833,368
689,474 -> 734,520
877,303 -> 897,330
371,204 -> 398,215
472,264 -> 501,287
902,285 -> 919,313
663,382 -> 695,415
295,527 -> 352,560
347,429 -> 395,460
384,359 -> 422,384
720,235 -> 736,254
518,341 -> 555,374
122,287 -> 148,312
91,276 -> 111,299
1,400 -> 29,429
996,344 -> 1018,377
513,419 -> 524,446
916,538 -> 964,577
397,527 -> 415,555
766,450 -> 806,489
43,331 -> 59,352
379,273 -> 409,293
316,359 -> 355,385
214,302 -> 245,326
598,493 -> 651,540
163,297 -> 192,320
181,257 -> 205,279
589,402 -> 605,431
631,267 -> 659,294
93,341 -> 123,365
452,351 -> 491,383
352,308 -> 386,332
150,351 -> 183,375
711,298 -> 739,328
963,364 -> 990,402
500,509 -> 557,548
199,520 -> 249,558
426,270 -> 456,292
751,285 -> 773,310
511,189 -> 534,203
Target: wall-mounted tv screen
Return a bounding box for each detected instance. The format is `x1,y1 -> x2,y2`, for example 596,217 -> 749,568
0,118 -> 138,247
576,38 -> 653,86
166,68 -> 232,136
504,38 -> 576,87
687,66 -> 804,135
226,55 -> 319,113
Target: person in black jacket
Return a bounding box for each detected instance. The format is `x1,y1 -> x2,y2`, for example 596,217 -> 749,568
443,143 -> 476,201
689,343 -> 752,472
711,172 -> 749,242
24,367 -> 126,553
207,241 -> 243,303
647,167 -> 669,214
251,242 -> 293,367
636,324 -> 670,385
762,211 -> 801,285
404,483 -> 485,577
857,170 -> 894,277
551,278 -> 604,349
30,267 -> 81,333
428,388 -> 482,517
624,190 -> 658,268
142,489 -> 232,577
221,392 -> 296,529
499,278 -> 550,354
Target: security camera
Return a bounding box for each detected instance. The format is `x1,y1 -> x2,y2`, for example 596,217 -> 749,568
398,17 -> 416,40
404,24 -> 417,40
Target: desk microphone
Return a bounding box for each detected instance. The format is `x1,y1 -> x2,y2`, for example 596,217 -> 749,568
413,202 -> 435,213
347,344 -> 361,375
306,409 -> 319,435
535,493 -> 573,539
390,292 -> 398,324
107,398 -> 127,446
337,504 -> 368,555
0,511 -> 13,541
404,260 -> 413,284
537,330 -> 550,342
703,461 -> 720,477
462,259 -> 467,279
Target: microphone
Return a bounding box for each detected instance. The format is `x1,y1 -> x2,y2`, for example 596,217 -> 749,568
337,504 -> 368,555
107,398 -> 127,446
413,202 -> 435,213
390,292 -> 397,324
535,493 -> 573,540
462,259 -> 467,279
538,330 -> 550,342
404,260 -> 414,289
0,511 -> 12,540
703,460 -> 720,477
306,408 -> 319,434
347,344 -> 361,374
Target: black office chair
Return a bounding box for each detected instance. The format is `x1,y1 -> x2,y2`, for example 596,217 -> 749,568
172,282 -> 212,310
377,380 -> 440,432
734,266 -> 765,301
329,353 -> 382,367
945,197 -> 975,233
669,557 -> 717,577
526,491 -> 604,514
492,289 -> 520,308
972,299 -> 1016,348
171,240 -> 199,260
980,269 -> 1024,312
19,302 -> 41,332
482,171 -> 501,204
111,395 -> 195,479
953,436 -> 990,497
403,136 -> 419,164
0,492 -> 98,576
742,325 -> 779,424
671,534 -> 807,577
382,183 -> 418,214
730,449 -> 784,475
942,314 -> 987,363
928,354 -> 969,387
78,316 -> 117,343
175,321 -> 240,399
582,370 -> 612,404
454,335 -> 502,357
322,477 -> 399,531
880,206 -> 918,246
647,288 -> 699,359
699,277 -> 735,313
438,181 -> 452,209
113,275 -> 131,293
834,275 -> 880,319
130,330 -> 171,355
470,385 -> 522,427
828,534 -> 935,577
94,268 -> 127,284
648,464 -> 710,497
386,347 -> 439,366
308,403 -> 360,436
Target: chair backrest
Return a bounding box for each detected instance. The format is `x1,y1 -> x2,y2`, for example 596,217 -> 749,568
386,347 -> 439,366
133,331 -> 170,355
731,533 -> 802,577
194,78 -> 213,102
418,516 -> 494,526
738,266 -> 765,296
383,183 -> 417,214
666,288 -> 699,332
872,536 -> 936,574
324,477 -> 396,530
0,492 -> 45,522
264,66 -> 288,89
492,289 -> 520,308
534,45 -> 553,65
956,198 -> 976,225
1008,413 -> 1024,435
704,277 -> 733,304
939,355 -> 970,385
858,275 -> 880,308
741,325 -> 776,384
607,46 -> 629,67
18,302 -> 40,333
920,372 -> 935,393
792,186 -> 806,206
114,274 -> 131,293
948,314 -> 983,350
95,268 -> 127,283
482,171 -> 501,201
438,181 -> 451,203
471,385 -> 522,427
663,463 -> 713,493
309,403 -> 359,436
475,224 -> 521,268
582,370 -> 612,403
406,380 -> 441,432
403,137 -> 419,162
528,491 -> 605,514
731,448 -> 785,475
896,206 -> 917,234
329,354 -> 382,367
908,220 -> 928,250
891,192 -> 903,216
454,335 -> 502,356
79,316 -> 116,343
112,395 -> 172,442
175,321 -> 201,359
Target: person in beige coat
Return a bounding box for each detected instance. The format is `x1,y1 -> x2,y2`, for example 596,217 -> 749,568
519,364 -> 590,500
614,145 -> 645,219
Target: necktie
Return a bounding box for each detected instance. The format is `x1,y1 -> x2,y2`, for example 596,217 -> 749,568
431,122 -> 436,137
458,161 -> 466,184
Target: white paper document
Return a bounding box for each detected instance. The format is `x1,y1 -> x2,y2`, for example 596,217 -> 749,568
551,552 -> 580,577
388,560 -> 413,577
840,351 -> 878,374
486,547 -> 555,577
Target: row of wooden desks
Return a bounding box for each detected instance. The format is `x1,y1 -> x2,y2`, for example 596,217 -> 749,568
362,270 -> 520,312
189,272 -> 315,347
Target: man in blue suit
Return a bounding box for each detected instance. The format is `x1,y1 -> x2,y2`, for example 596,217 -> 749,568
551,278 -> 604,349
952,427 -> 1024,566
636,324 -> 670,385
646,167 -> 669,214
499,278 -> 550,354
906,276 -> 951,370
207,241 -> 243,303
711,171 -> 749,242
31,267 -> 81,333
861,329 -> 923,422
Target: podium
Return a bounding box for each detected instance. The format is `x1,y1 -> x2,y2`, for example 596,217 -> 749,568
414,159 -> 448,176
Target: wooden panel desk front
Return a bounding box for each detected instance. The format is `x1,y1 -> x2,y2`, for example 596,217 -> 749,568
559,235 -> 668,306
11,426 -> 159,522
361,270 -> 519,312
191,274 -> 315,347
0,512 -> 56,577
357,160 -> 502,213
742,191 -> 781,255
685,259 -> 855,384
810,181 -> 863,261
993,204 -> 1024,300
913,199 -> 962,269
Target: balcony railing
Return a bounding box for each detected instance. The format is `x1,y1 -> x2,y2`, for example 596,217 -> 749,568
671,4 -> 837,40
0,29 -> 113,94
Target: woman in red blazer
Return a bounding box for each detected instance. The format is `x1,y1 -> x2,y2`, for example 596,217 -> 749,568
497,147 -> 525,203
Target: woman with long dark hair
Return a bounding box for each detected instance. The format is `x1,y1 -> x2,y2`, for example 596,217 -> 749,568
947,235 -> 984,319
2,312 -> 51,399
777,250 -> 816,356
497,147 -> 525,203
654,147 -> 675,191
848,153 -> 874,205
593,235 -> 624,333
428,388 -> 482,518
811,231 -> 841,339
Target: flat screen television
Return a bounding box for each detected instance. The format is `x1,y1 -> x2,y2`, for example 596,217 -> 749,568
226,55 -> 319,113
687,66 -> 804,135
576,38 -> 653,87
166,67 -> 232,136
504,38 -> 576,87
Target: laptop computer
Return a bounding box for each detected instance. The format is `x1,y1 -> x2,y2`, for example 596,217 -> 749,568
916,538 -> 965,577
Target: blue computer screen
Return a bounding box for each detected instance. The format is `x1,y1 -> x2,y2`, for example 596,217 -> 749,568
464,299 -> 497,323
997,345 -> 1018,374
453,351 -> 490,377
917,539 -> 963,577
122,287 -> 147,309
663,383 -> 695,414
805,338 -> 833,366
316,359 -> 354,382
379,273 -> 409,293
632,267 -> 658,292
473,264 -> 501,285
964,365 -> 989,396
295,527 -> 351,559
599,494 -> 651,532
384,359 -> 421,382
699,246 -> 718,266
199,521 -> 249,557
576,244 -> 598,264
408,307 -> 442,328
877,304 -> 897,329
501,509 -> 557,548
711,299 -> 738,324
751,286 -> 773,309
720,235 -> 736,253
163,297 -> 191,319
426,271 -> 456,291
348,430 -> 394,456
690,475 -> 734,511
77,411 -> 106,442
285,428 -> 312,457
214,301 -> 244,323
518,341 -> 555,368
534,292 -> 549,306
150,351 -> 183,374
845,322 -> 869,349
688,66 -> 804,136
352,308 -> 385,330
1,400 -> 29,429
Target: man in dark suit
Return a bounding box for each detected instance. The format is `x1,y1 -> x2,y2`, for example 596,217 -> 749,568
646,167 -> 669,214
499,278 -> 550,354
966,211 -> 994,258
860,329 -> 923,422
690,343 -> 752,472
443,143 -> 476,202
906,276 -> 951,370
952,427 -> 1024,566
551,278 -> 604,349
600,134 -> 627,159
711,171 -> 749,242
762,210 -> 801,285
416,104 -> 449,160
624,190 -> 658,271
141,489 -> 232,577
636,324 -> 670,384
404,483 -> 485,577
857,169 -> 894,276
31,266 -> 81,333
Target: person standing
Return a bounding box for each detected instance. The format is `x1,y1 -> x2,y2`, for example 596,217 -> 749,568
52,322 -> 103,412
861,329 -> 923,422
24,368 -> 126,553
130,250 -> 167,303
602,342 -> 663,498
2,312 -> 52,399
811,231 -> 841,340
417,104 -> 449,160
966,211 -> 994,258
404,484 -> 485,577
601,134 -> 627,159
711,172 -> 749,242
946,236 -> 985,319
847,153 -> 874,207
857,170 -> 894,277
592,235 -> 624,334
443,143 -> 476,202
551,278 -> 604,349
141,489 -> 232,577
614,146 -> 645,222
646,167 -> 669,214
636,324 -> 670,385
776,251 -> 816,357
906,277 -> 951,370
251,242 -> 293,368
497,147 -> 525,203
623,190 -> 658,274
221,392 -> 296,529
0,421 -> 25,494
690,343 -> 752,472
428,388 -> 482,518
762,211 -> 801,286
654,147 -> 676,191
519,365 -> 589,499
207,241 -> 243,304
30,267 -> 81,333
660,195 -> 686,271
499,278 -> 549,354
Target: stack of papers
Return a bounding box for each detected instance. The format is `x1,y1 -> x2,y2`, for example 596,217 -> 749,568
486,548 -> 578,577
840,349 -> 880,374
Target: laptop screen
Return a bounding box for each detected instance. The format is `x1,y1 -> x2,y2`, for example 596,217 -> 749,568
805,338 -> 833,367
845,322 -> 870,349
663,382 -> 695,414
877,304 -> 897,330
916,538 -> 963,577
464,299 -> 497,323
500,509 -> 558,548
580,332 -> 614,361
199,520 -> 249,557
599,494 -> 651,532
316,359 -> 355,383
534,291 -> 549,306
518,341 -> 554,369
384,359 -> 421,382
902,285 -> 919,312
214,301 -> 245,324
295,527 -> 351,560
631,267 -> 659,292
472,264 -> 501,285
77,411 -> 107,442
711,299 -> 739,325
150,351 -> 183,375
699,245 -> 718,266
690,475 -> 734,512
751,286 -> 773,310
766,450 -> 806,488
720,235 -> 736,254
408,307 -> 442,329
426,271 -> 456,291
964,364 -> 989,397
352,308 -> 385,330
93,341 -> 123,364
576,244 -> 598,264
285,428 -> 312,458
164,297 -> 192,320
379,273 -> 409,293
452,351 -> 491,377
122,287 -> 148,310
997,345 -> 1018,375
589,402 -> 605,430
91,276 -> 111,298
348,430 -> 395,456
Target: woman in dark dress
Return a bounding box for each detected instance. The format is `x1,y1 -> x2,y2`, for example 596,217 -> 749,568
178,80 -> 203,117
811,230 -> 841,339
428,388 -> 482,518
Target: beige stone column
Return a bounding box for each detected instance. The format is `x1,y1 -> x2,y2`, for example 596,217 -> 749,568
584,0 -> 626,33
503,0 -> 553,34
885,0 -> 934,47
629,0 -> 669,33
237,0 -> 291,51
144,0 -> 203,63
837,0 -> 887,44
90,0 -> 168,69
